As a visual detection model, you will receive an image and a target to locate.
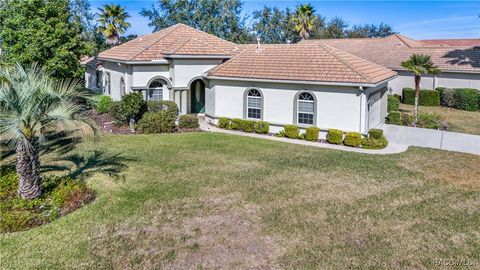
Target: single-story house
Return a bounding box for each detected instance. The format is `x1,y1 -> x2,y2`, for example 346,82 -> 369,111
300,35 -> 480,95
83,23 -> 398,134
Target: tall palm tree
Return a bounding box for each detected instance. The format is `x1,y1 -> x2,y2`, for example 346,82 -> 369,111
401,54 -> 441,123
96,4 -> 131,45
291,3 -> 316,40
0,63 -> 95,200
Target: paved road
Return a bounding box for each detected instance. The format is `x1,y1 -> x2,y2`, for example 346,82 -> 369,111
381,124 -> 480,155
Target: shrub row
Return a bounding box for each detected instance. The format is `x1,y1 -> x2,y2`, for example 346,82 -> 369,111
436,87 -> 480,111
217,117 -> 269,134
387,95 -> 400,112
387,110 -> 444,130
402,88 -> 440,107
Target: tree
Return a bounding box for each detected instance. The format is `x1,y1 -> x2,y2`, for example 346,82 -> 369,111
140,0 -> 254,44
347,23 -> 396,38
324,16 -> 348,38
0,0 -> 93,79
0,63 -> 95,199
252,6 -> 296,44
401,54 -> 441,122
291,3 -> 316,40
96,4 -> 131,45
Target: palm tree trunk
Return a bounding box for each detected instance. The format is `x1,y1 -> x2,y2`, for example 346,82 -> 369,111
414,75 -> 421,123
16,138 -> 42,199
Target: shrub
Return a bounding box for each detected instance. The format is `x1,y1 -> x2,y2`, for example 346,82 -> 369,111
92,95 -> 113,114
368,129 -> 384,140
254,121 -> 269,134
178,114 -> 199,129
240,120 -> 255,133
401,113 -> 415,126
441,88 -> 457,107
137,111 -> 176,134
283,125 -> 299,139
387,111 -> 401,125
344,132 -> 363,147
326,129 -> 343,144
121,92 -> 148,121
416,112 -> 443,129
147,100 -> 178,115
218,117 -> 231,128
453,88 -> 479,111
387,95 -> 400,112
363,137 -> 388,149
435,87 -> 446,98
108,101 -> 128,125
229,118 -> 243,130
402,88 -> 440,106
305,126 -> 320,142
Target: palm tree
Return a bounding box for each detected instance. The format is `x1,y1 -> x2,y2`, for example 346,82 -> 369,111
0,63 -> 95,200
401,54 -> 440,123
96,4 -> 131,46
291,3 -> 316,40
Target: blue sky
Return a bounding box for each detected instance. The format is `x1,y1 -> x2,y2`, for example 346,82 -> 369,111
89,0 -> 480,40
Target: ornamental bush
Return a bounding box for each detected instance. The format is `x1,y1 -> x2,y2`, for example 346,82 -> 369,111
218,117 -> 231,128
147,100 -> 178,115
326,129 -> 343,144
305,126 -> 320,142
387,95 -> 400,112
440,88 -> 457,107
453,88 -> 479,111
108,101 -> 128,125
344,132 -> 363,147
91,95 -> 113,114
137,111 -> 176,134
121,92 -> 148,121
254,121 -> 269,134
178,114 -> 199,129
416,112 -> 443,129
283,125 -> 299,139
240,120 -> 255,133
402,88 -> 440,107
363,136 -> 388,149
229,118 -> 243,130
387,111 -> 401,125
368,129 -> 384,140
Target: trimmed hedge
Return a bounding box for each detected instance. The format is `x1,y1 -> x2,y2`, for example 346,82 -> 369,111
402,88 -> 440,107
387,111 -> 401,125
368,129 -> 384,140
229,118 -> 243,130
254,121 -> 269,134
453,88 -> 479,111
344,132 -> 363,147
305,126 -> 320,142
326,129 -> 343,144
387,95 -> 400,112
178,114 -> 199,129
137,111 -> 176,133
363,137 -> 388,149
240,120 -> 255,133
218,117 -> 230,128
283,125 -> 299,139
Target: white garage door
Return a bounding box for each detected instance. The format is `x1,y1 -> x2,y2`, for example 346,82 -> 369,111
368,92 -> 381,129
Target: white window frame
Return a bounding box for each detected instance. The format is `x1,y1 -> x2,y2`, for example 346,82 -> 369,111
147,79 -> 164,101
297,92 -> 315,125
246,89 -> 262,120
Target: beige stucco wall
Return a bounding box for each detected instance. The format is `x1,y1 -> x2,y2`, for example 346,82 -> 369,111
171,59 -> 223,88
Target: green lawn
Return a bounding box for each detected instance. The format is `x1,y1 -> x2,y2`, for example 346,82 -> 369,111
1,132 -> 480,269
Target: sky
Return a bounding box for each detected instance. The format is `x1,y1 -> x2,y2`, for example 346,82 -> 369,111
88,0 -> 480,40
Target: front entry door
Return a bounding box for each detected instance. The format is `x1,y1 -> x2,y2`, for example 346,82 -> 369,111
191,80 -> 205,113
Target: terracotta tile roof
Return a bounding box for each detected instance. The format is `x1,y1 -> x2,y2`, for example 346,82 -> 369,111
98,24 -> 239,61
80,56 -> 98,68
207,44 -> 397,85
421,39 -> 480,47
300,35 -> 480,73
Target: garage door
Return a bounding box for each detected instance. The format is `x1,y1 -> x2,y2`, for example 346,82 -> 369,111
368,92 -> 381,129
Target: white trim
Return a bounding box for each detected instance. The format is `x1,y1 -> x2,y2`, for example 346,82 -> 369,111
97,58 -> 170,65
164,54 -> 231,59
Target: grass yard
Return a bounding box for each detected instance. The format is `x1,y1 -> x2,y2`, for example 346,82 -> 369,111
1,132 -> 480,269
400,103 -> 480,135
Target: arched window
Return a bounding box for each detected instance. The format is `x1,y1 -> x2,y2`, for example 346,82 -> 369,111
297,92 -> 315,125
246,89 -> 262,119
120,77 -> 126,97
147,79 -> 164,101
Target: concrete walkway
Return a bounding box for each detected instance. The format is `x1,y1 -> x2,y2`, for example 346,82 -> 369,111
199,119 -> 408,155
381,124 -> 480,156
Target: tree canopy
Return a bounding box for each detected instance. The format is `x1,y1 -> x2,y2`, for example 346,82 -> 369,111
96,4 -> 131,45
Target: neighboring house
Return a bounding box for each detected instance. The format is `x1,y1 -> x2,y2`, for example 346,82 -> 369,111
83,23 -> 397,134
301,35 -> 480,94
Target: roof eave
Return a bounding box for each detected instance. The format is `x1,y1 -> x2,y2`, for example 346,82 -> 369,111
164,54 -> 231,59
97,57 -> 170,65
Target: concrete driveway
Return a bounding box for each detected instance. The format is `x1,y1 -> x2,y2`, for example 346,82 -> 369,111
381,124 -> 480,155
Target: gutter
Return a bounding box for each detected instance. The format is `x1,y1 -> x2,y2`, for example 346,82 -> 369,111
163,54 -> 231,59
96,57 -> 170,65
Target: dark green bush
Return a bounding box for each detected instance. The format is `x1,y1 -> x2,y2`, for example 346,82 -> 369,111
146,100 -> 178,115
91,95 -> 113,114
363,137 -> 388,149
387,111 -> 401,125
368,129 -> 384,140
453,88 -> 479,111
254,121 -> 269,134
344,132 -> 363,147
121,92 -> 148,121
229,118 -> 243,130
108,101 -> 128,125
241,120 -> 255,133
178,114 -> 199,129
137,111 -> 176,134
440,88 -> 457,107
283,125 -> 299,139
402,88 -> 440,107
435,87 -> 446,98
218,117 -> 231,128
387,95 -> 400,112
326,129 -> 343,144
305,126 -> 320,142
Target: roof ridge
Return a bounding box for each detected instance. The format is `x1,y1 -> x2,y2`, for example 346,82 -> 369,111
316,43 -> 374,83
128,24 -> 183,60
206,45 -> 254,75
164,37 -> 230,55
177,23 -> 237,47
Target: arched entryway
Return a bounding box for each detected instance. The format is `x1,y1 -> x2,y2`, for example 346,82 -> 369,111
190,79 -> 205,113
